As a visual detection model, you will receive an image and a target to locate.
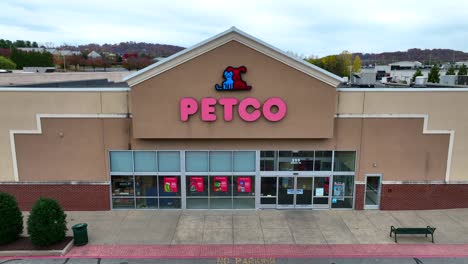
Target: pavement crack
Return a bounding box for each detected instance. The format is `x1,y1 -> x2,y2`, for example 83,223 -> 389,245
257,210 -> 266,244
0,260 -> 21,264
169,211 -> 182,245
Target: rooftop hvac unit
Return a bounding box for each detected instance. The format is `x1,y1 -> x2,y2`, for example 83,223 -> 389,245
415,76 -> 427,85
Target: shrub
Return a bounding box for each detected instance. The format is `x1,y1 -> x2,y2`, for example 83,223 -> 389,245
0,192 -> 23,244
27,198 -> 67,246
0,56 -> 16,70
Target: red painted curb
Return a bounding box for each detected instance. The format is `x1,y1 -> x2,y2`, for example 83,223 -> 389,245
1,244 -> 468,259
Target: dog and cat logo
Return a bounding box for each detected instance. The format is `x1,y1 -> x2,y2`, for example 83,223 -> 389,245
215,66 -> 252,91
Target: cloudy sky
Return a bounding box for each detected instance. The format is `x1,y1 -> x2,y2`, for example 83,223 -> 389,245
1,0 -> 467,57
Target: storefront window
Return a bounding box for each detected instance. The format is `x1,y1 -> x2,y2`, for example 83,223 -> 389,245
331,198 -> 354,209
111,176 -> 134,196
186,151 -> 208,172
260,177 -> 277,205
210,176 -> 232,196
334,151 -> 356,172
159,198 -> 181,209
186,176 -> 208,196
159,176 -> 181,196
158,151 -> 180,172
278,151 -> 314,171
331,175 -> 355,209
233,198 -> 255,209
260,151 -> 276,171
187,198 -> 209,209
135,176 -> 158,197
209,175 -> 233,209
110,151 -> 133,172
136,198 -> 158,209
234,176 -> 255,196
108,150 -> 357,210
233,151 -> 256,172
134,151 -> 157,172
314,151 -> 332,171
112,198 -> 134,209
209,151 -> 232,172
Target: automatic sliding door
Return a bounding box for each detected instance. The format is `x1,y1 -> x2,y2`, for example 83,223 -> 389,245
295,177 -> 312,208
277,177 -> 294,208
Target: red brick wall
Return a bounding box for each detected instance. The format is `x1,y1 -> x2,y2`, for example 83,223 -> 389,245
381,184 -> 468,210
0,184 -> 110,211
354,184 -> 365,210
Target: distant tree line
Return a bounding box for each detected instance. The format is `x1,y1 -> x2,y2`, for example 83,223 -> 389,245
9,49 -> 54,69
0,39 -> 39,49
306,51 -> 361,77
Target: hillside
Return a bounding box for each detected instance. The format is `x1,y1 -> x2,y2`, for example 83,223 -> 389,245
60,42 -> 185,57
355,48 -> 468,65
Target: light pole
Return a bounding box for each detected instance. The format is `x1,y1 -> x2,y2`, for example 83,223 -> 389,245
62,53 -> 66,72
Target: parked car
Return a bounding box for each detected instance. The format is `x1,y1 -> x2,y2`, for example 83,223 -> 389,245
0,69 -> 13,73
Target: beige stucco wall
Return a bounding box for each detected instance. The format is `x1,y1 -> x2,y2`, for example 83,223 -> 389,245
337,91 -> 468,182
0,91 -> 128,181
15,118 -> 130,181
131,41 -> 337,139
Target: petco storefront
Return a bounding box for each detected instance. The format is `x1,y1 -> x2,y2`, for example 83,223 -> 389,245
114,27 -> 355,210
0,27 -> 462,211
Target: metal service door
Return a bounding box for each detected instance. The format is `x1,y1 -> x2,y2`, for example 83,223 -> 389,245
364,174 -> 382,210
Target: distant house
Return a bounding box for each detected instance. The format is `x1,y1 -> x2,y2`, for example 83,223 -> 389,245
54,50 -> 81,56
17,47 -> 47,53
102,52 -> 116,60
88,51 -> 102,59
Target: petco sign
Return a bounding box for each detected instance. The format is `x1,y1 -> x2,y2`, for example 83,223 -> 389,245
180,66 -> 287,122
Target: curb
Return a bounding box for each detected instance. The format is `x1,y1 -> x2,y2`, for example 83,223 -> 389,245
2,244 -> 468,259
0,239 -> 74,257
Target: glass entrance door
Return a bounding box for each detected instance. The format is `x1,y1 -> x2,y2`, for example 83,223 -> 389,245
277,177 -> 295,208
260,176 -> 330,209
295,177 -> 313,208
364,174 -> 382,209
277,176 -> 313,208
312,176 -> 330,208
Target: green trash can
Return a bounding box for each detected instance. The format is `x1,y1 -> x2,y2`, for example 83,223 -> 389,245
71,223 -> 88,246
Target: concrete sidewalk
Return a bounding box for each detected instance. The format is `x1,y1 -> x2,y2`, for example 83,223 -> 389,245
43,209 -> 468,245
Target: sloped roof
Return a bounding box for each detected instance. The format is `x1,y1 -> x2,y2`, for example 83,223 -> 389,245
124,27 -> 343,87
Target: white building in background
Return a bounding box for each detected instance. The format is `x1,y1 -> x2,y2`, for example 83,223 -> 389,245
357,60 -> 454,84
389,61 -> 423,70
16,47 -> 45,53
17,47 -> 81,57
87,51 -> 102,59
456,61 -> 468,67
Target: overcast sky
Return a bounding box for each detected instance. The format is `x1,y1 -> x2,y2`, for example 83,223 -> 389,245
1,0 -> 467,57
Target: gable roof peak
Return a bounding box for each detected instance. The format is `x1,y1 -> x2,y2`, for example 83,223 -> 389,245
124,27 -> 343,87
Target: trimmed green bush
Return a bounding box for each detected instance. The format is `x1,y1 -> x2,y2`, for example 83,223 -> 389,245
0,56 -> 16,70
27,198 -> 67,246
0,192 -> 23,244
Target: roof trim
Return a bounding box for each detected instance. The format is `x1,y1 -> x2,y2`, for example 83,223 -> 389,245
124,27 -> 343,87
337,88 -> 468,92
0,87 -> 130,92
